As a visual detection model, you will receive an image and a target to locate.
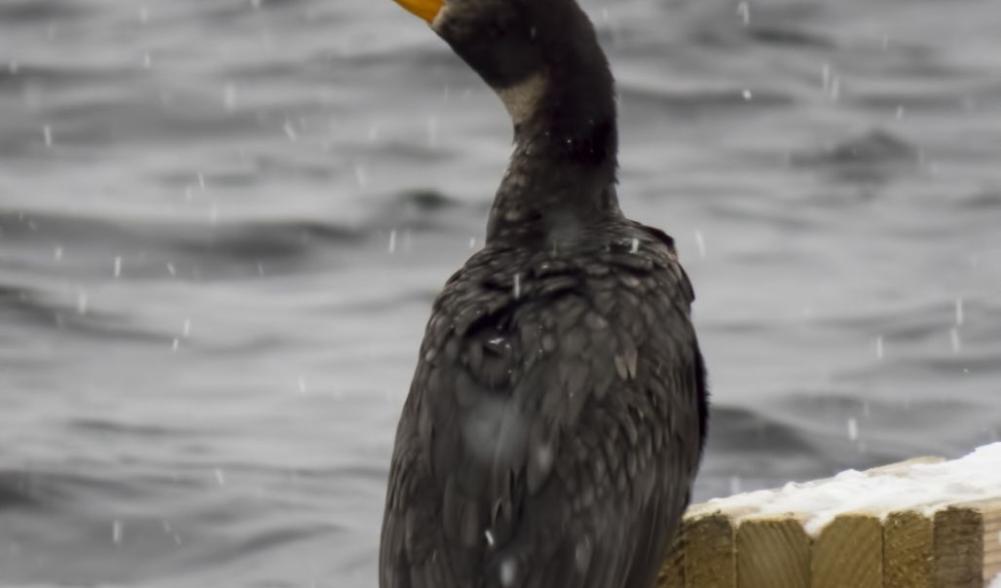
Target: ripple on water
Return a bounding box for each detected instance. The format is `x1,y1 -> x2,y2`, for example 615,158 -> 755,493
0,0 -> 94,22
792,129 -> 918,167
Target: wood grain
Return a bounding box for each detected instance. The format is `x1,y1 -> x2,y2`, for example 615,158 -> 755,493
812,513 -> 882,588
885,509 -> 934,588
684,511 -> 736,588
737,514 -> 811,588
934,503 -> 983,587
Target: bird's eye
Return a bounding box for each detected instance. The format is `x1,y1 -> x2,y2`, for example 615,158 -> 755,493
486,16 -> 511,37
484,7 -> 521,38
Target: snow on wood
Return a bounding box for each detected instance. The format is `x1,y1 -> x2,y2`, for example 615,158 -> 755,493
659,443 -> 1001,588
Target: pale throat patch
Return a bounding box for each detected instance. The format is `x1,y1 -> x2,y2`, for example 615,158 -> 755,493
497,72 -> 548,125
431,4 -> 547,124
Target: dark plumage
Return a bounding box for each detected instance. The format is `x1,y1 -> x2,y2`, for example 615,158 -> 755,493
380,0 -> 708,586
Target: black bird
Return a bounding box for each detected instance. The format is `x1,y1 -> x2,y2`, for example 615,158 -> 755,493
380,0 -> 708,586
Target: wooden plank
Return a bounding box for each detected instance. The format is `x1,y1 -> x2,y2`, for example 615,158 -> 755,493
811,513 -> 882,588
684,511 -> 737,588
885,509 -> 934,588
934,502 -> 985,587
658,453 -> 999,588
981,499 -> 1001,583
657,526 -> 686,588
737,514 -> 811,588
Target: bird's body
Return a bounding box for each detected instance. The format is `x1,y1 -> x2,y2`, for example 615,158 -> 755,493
380,0 -> 708,586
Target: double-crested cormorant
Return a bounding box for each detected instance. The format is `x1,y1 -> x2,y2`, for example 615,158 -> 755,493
380,0 -> 708,586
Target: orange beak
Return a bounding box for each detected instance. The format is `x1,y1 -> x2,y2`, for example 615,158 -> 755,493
394,0 -> 443,23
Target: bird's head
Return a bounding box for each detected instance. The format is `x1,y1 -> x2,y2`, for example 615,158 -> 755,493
394,0 -> 617,171
393,0 -> 586,95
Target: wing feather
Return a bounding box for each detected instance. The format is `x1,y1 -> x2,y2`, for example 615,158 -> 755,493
380,233 -> 704,588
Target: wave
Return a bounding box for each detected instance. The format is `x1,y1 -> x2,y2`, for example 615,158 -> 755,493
789,129 -> 920,183
793,129 -> 918,168
619,83 -> 795,116
0,284 -> 171,345
0,0 -> 93,22
0,208 -> 366,266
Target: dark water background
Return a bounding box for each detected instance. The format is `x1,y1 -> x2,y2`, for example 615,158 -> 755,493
1,0 -> 1000,585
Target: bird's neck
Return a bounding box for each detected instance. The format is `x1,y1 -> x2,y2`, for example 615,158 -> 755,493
485,43 -> 621,245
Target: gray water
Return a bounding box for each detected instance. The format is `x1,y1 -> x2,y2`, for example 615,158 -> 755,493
1,0 -> 1000,585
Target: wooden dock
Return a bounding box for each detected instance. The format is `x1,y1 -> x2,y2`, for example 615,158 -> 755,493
659,451 -> 1001,588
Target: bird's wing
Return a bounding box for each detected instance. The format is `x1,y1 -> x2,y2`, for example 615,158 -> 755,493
380,240 -> 704,588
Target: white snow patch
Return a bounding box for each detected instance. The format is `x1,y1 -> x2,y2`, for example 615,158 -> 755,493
693,229 -> 707,259
706,443 -> 1001,536
990,572 -> 1001,588
847,417 -> 859,441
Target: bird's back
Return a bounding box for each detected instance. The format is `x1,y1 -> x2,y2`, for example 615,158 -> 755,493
380,220 -> 707,588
